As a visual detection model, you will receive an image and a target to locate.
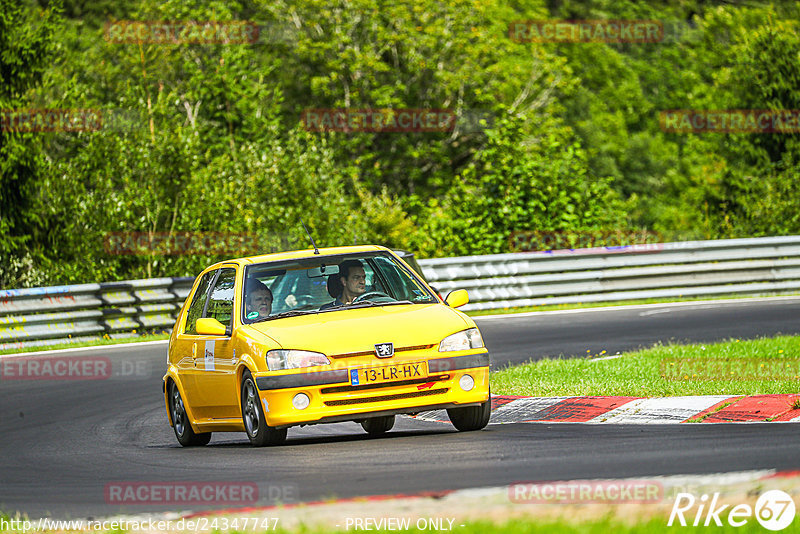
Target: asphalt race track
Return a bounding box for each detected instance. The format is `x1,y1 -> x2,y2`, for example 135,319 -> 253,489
1,297 -> 799,519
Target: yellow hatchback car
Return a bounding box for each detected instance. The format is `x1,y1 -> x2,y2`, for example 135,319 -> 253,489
163,245 -> 490,446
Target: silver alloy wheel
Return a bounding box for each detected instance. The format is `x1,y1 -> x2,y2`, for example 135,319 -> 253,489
243,379 -> 260,437
171,385 -> 186,436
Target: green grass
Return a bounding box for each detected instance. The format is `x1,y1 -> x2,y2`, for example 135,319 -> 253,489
0,332 -> 170,356
465,292 -> 800,316
0,516 -> 775,534
286,517 -> 778,533
491,335 -> 800,397
407,517 -> 777,534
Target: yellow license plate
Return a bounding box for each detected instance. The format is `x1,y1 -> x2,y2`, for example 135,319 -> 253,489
350,361 -> 428,386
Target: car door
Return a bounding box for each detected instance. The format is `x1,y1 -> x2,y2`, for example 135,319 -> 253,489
171,269 -> 216,414
191,266 -> 240,420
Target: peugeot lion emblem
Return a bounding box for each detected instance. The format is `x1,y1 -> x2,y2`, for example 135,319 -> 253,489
374,342 -> 394,358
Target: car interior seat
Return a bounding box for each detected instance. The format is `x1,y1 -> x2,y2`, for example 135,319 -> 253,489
326,273 -> 342,299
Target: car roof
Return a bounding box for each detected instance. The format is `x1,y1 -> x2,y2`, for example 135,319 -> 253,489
203,244 -> 389,271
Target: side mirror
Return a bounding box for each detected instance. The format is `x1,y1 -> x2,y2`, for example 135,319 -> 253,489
444,289 -> 469,309
196,318 -> 227,336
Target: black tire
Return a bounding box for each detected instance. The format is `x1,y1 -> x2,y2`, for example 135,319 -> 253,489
169,382 -> 212,446
241,371 -> 287,447
447,394 -> 491,432
360,415 -> 395,436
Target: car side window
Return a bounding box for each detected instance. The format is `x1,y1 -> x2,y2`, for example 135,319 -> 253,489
372,255 -> 434,302
205,268 -> 236,330
184,270 -> 216,334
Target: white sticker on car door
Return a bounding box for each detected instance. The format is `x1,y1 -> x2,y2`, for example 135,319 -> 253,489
204,340 -> 215,371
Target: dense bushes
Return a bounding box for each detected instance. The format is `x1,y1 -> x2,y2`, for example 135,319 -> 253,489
2,0 -> 799,287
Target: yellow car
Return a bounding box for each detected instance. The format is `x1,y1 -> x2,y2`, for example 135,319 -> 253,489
162,245 -> 490,446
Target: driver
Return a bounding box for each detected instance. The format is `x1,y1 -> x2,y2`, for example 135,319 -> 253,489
245,278 -> 273,320
322,259 -> 366,309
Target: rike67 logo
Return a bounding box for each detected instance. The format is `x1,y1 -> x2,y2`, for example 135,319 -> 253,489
669,491 -> 796,531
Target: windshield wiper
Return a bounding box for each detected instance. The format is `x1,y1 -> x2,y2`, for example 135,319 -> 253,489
256,310 -> 318,322
319,299 -> 414,313
347,300 -> 413,309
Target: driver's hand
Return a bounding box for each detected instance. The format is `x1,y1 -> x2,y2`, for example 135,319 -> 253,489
285,294 -> 297,307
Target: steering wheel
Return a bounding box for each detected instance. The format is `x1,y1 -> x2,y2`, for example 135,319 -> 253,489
295,293 -> 314,307
353,291 -> 393,303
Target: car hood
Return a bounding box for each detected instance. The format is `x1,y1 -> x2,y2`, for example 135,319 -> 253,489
247,304 -> 470,355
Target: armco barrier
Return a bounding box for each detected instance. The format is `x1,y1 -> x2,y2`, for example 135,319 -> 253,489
418,235 -> 800,311
0,278 -> 194,350
2,236 -> 800,350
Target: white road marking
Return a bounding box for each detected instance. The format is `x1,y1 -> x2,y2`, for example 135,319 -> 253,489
0,339 -> 169,359
639,304 -> 725,316
473,296 -> 800,321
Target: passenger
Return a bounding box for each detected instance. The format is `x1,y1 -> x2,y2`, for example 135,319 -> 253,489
321,259 -> 366,309
245,279 -> 273,320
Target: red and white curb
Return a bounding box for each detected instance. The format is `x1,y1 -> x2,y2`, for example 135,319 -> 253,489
413,394 -> 800,424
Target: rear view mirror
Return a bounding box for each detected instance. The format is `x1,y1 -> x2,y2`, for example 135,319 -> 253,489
307,264 -> 340,278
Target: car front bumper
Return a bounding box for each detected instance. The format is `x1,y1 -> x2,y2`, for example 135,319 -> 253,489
254,352 -> 490,428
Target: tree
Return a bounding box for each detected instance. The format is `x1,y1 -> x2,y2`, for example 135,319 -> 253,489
0,0 -> 61,287
411,111 -> 627,257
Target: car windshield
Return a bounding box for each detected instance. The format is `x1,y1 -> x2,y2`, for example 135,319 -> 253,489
242,252 -> 437,323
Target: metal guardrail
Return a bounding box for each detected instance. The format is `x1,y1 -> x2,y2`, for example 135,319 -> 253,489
0,278 -> 194,350
2,236 -> 800,350
418,235 -> 800,311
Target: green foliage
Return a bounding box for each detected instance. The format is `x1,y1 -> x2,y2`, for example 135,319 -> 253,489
412,112 -> 625,257
651,7 -> 800,239
261,0 -> 572,197
0,0 -> 62,287
3,0 -> 800,287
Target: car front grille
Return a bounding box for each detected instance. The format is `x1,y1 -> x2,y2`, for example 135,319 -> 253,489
320,374 -> 450,394
329,344 -> 435,359
323,388 -> 448,406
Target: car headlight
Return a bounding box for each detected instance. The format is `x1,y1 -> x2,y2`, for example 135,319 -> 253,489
438,328 -> 484,352
266,350 -> 330,371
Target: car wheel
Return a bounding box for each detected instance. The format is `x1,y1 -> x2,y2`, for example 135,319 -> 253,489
241,371 -> 287,447
360,415 -> 395,436
170,382 -> 212,446
447,392 -> 491,432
